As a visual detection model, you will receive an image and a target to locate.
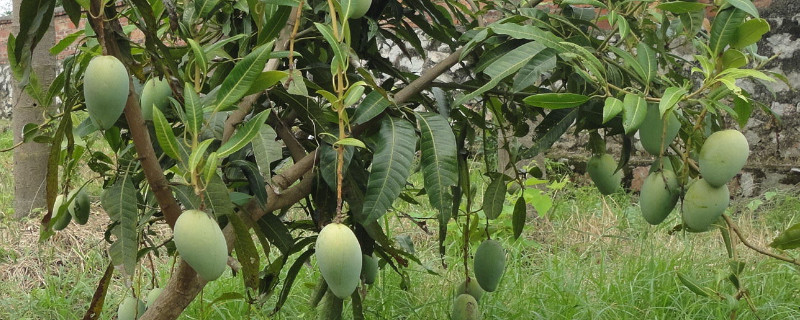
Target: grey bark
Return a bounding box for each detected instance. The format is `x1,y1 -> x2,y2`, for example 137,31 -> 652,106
11,0 -> 56,218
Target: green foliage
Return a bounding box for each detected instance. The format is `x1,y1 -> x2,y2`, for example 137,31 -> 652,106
7,0 -> 793,317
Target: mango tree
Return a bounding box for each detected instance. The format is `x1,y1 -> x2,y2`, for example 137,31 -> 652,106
8,0 -> 800,318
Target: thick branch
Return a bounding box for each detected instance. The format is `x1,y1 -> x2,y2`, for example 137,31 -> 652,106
393,48 -> 463,103
268,112 -> 306,161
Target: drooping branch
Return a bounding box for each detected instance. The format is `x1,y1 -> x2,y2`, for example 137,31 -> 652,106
722,214 -> 800,267
88,0 -> 182,228
142,45 -> 467,320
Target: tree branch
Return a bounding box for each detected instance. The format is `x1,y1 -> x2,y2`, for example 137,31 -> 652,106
143,45 -> 466,320
722,214 -> 800,267
88,0 -> 182,228
268,112 -> 306,161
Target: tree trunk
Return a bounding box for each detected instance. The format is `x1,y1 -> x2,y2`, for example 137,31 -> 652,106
11,0 -> 56,218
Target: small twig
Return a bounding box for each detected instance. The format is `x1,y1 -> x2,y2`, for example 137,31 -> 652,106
722,214 -> 800,267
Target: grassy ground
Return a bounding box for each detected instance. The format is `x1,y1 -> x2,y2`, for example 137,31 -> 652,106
1,124 -> 799,319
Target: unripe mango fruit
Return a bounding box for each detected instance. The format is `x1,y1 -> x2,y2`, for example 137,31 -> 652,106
473,239 -> 505,292
52,195 -> 71,231
639,104 -> 681,155
117,296 -> 145,320
452,293 -> 480,320
84,55 -> 129,130
140,77 -> 172,121
455,279 -> 484,302
699,129 -> 749,187
315,223 -> 362,299
68,189 -> 90,225
682,179 -> 730,232
173,210 -> 228,281
587,154 -> 622,195
145,287 -> 163,308
640,170 -> 679,225
361,254 -> 378,285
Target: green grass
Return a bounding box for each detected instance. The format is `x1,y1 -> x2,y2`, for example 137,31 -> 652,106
1,141 -> 800,318
0,120 -> 14,216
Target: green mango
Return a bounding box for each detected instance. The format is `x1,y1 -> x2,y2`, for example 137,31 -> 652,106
315,223 -> 362,299
117,296 -> 145,320
455,278 -> 484,302
452,293 -> 480,320
361,254 -> 378,285
84,56 -> 129,130
174,210 -> 228,281
587,154 -> 622,195
682,179 -> 730,232
699,129 -> 749,187
473,240 -> 505,292
140,77 -> 172,121
640,170 -> 679,225
639,104 -> 681,155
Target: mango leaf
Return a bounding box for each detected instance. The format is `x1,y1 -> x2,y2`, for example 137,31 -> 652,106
352,91 -> 391,125
657,1 -> 708,13
518,108 -> 579,158
733,96 -> 753,129
360,117 -> 418,223
562,0 -> 606,8
217,110 -> 270,158
82,263 -> 114,320
680,9 -> 705,36
512,48 -> 558,92
101,176 -> 138,277
512,196 -> 527,239
187,38 -> 208,75
608,46 -> 646,83
273,247 -> 315,314
61,0 -> 81,26
189,139 -> 214,174
490,23 -> 569,53
230,214 -> 260,290
50,30 -> 83,56
251,125 -> 281,178
770,223 -> 800,250
482,176 -> 507,220
319,144 -> 354,191
334,137 -> 367,149
417,112 -> 458,256
230,160 -> 268,211
622,93 -> 647,134
727,0 -> 759,18
152,107 -> 182,161
13,0 -> 56,83
184,82 -> 204,139
636,42 -> 657,85
659,87 -> 687,116
732,18 -> 770,49
709,7 -> 747,56
203,173 -> 234,217
603,97 -> 623,124
523,93 -> 589,109
213,42 -> 274,112
453,42 -> 544,106
195,0 -> 221,19
256,213 -> 294,255
315,23 -> 347,75
677,272 -> 715,297
722,49 -> 748,69
245,71 -> 288,96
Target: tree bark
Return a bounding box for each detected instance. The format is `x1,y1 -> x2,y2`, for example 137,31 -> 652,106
11,0 -> 56,218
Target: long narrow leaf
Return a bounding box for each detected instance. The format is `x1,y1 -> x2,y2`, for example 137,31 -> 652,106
217,111 -> 270,158
152,107 -> 182,161
360,117 -> 418,223
213,42 -> 274,112
101,176 -> 138,276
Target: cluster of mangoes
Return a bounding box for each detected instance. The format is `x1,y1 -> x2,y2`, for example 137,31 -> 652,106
51,189 -> 90,231
451,239 -> 506,319
117,287 -> 162,320
587,106 -> 750,232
